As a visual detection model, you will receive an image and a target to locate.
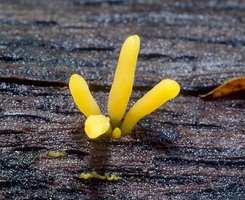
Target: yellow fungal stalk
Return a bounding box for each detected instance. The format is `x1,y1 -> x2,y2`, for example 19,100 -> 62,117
120,79 -> 180,135
69,74 -> 101,117
68,35 -> 180,140
108,35 -> 140,128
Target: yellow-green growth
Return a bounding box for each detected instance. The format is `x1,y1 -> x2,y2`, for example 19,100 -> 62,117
104,173 -> 121,181
108,35 -> 140,128
84,115 -> 111,139
112,127 -> 122,139
79,172 -> 121,181
69,74 -> 101,117
48,151 -> 67,158
79,173 -> 94,180
120,79 -> 180,135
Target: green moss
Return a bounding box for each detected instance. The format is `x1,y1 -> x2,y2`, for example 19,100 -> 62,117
79,172 -> 121,181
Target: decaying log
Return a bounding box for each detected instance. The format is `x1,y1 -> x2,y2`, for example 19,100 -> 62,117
0,0 -> 244,199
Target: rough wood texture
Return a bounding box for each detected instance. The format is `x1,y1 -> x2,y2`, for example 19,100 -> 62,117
0,0 -> 244,199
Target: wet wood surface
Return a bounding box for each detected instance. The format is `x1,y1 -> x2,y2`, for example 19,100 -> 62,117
0,0 -> 244,199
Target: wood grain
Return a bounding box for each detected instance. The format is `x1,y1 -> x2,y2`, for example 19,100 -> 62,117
0,0 -> 244,199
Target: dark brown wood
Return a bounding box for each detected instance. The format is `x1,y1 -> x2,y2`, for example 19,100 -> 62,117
0,0 -> 244,199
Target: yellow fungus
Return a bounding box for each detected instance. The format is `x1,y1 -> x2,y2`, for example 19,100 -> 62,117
108,35 -> 140,128
79,172 -> 121,181
69,74 -> 101,117
120,79 -> 180,135
68,35 -> 180,140
112,127 -> 122,139
104,173 -> 121,181
48,151 -> 66,158
107,175 -> 119,181
91,172 -> 106,180
79,173 -> 93,179
84,115 -> 111,139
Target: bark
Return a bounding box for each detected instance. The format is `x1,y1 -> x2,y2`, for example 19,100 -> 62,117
0,0 -> 244,199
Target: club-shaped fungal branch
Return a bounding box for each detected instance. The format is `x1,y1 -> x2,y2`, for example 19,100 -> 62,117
107,35 -> 140,128
120,79 -> 180,135
69,35 -> 180,140
69,74 -> 101,117
69,74 -> 111,139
